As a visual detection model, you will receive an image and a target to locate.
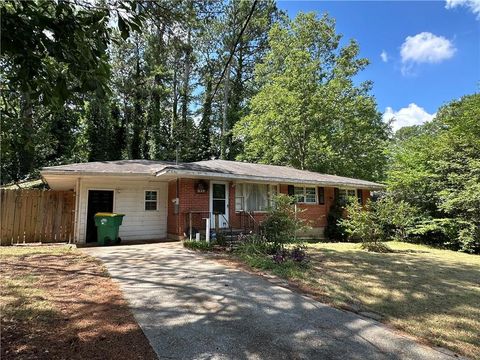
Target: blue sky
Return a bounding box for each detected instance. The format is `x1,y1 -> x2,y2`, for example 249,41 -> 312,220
277,1 -> 480,131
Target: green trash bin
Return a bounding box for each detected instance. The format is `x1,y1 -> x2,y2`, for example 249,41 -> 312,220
94,213 -> 125,245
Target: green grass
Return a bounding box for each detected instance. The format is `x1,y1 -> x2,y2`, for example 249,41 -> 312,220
237,252 -> 309,279
183,240 -> 214,251
290,241 -> 480,358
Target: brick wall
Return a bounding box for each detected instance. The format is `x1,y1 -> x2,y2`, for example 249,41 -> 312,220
167,180 -> 179,236
167,177 -> 371,239
167,179 -> 210,238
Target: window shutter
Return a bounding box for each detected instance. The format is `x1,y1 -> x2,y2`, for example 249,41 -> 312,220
357,189 -> 363,204
334,187 -> 339,200
318,187 -> 325,205
287,185 -> 295,196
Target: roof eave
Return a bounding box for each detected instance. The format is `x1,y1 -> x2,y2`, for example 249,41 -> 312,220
156,169 -> 385,190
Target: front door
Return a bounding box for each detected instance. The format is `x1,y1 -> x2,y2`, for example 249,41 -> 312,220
210,182 -> 229,229
86,190 -> 114,243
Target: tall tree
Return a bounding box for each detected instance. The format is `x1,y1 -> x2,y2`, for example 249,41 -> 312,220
0,0 -> 141,182
196,0 -> 280,161
234,12 -> 390,181
387,94 -> 480,253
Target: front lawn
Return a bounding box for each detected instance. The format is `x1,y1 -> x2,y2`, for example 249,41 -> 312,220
0,245 -> 157,359
235,241 -> 480,358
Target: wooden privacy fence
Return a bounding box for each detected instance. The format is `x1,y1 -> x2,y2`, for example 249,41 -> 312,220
0,189 -> 75,245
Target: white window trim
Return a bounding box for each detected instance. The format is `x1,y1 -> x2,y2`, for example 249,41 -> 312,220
235,183 -> 278,213
144,190 -> 159,211
338,188 -> 358,196
294,186 -> 317,204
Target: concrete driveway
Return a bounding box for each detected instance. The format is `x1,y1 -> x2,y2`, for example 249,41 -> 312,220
83,243 -> 459,360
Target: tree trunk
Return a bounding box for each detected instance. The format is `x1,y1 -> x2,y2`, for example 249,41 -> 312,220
200,69 -> 213,160
17,91 -> 34,181
172,55 -> 178,139
220,62 -> 230,160
131,41 -> 142,159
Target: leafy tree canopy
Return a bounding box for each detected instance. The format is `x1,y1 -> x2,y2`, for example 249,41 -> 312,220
1,0 -> 141,107
233,12 -> 390,181
387,93 -> 480,253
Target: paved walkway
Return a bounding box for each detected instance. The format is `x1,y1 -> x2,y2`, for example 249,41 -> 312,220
83,243 -> 459,360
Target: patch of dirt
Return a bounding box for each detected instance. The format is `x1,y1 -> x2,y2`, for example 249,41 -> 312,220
0,253 -> 157,360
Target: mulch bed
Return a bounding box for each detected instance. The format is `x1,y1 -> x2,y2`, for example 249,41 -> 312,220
0,252 -> 157,360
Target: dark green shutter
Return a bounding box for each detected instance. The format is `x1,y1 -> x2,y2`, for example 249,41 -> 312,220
334,187 -> 339,200
318,187 -> 325,205
287,185 -> 295,196
357,189 -> 363,204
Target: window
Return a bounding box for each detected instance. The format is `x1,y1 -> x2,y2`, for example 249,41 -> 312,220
293,186 -> 317,204
337,188 -> 357,204
294,186 -> 305,203
212,183 -> 226,214
235,184 -> 245,211
235,183 -> 277,211
145,190 -> 157,211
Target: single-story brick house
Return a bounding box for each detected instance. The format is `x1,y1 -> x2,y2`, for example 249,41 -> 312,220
40,159 -> 383,243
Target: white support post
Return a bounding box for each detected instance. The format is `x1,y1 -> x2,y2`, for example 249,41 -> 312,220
294,203 -> 297,242
205,218 -> 211,243
189,212 -> 192,241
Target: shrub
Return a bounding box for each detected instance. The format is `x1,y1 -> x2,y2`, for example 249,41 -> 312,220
262,194 -> 308,248
183,240 -> 213,251
325,199 -> 347,241
375,196 -> 418,241
341,200 -> 384,243
272,245 -> 308,264
290,245 -> 307,262
340,194 -> 420,245
457,221 -> 480,254
340,199 -> 394,252
360,241 -> 392,253
407,218 -> 460,249
236,238 -> 276,256
236,242 -> 309,278
214,232 -> 227,246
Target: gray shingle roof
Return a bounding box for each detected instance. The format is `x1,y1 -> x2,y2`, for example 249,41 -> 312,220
41,160 -> 174,175
41,159 -> 384,189
166,160 -> 383,189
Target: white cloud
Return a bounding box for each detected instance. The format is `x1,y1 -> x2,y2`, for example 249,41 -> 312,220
380,50 -> 389,63
382,104 -> 436,132
401,32 -> 456,64
445,0 -> 480,18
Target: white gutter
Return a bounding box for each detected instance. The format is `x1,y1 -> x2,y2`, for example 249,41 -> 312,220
156,169 -> 385,190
